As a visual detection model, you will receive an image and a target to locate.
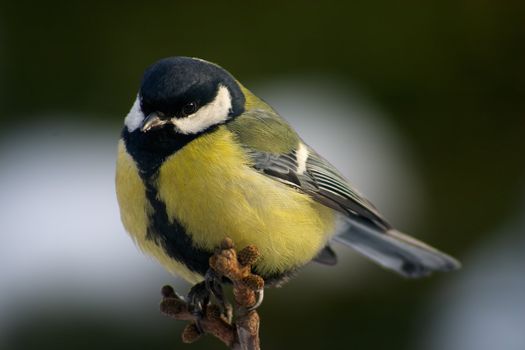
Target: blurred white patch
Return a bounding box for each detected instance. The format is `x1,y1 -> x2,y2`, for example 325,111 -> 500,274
0,121 -> 184,334
418,200 -> 525,350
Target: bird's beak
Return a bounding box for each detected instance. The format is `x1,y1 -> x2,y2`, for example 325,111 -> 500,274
141,112 -> 170,132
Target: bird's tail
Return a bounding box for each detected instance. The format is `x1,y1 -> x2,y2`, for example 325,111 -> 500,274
334,219 -> 460,277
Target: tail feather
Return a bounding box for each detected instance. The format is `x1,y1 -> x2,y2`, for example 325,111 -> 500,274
334,220 -> 461,277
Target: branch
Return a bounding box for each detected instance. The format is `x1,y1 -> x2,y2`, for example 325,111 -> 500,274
160,238 -> 264,350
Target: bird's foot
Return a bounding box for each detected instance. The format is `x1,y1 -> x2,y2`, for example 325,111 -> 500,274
205,269 -> 233,322
187,281 -> 212,334
187,281 -> 210,317
186,268 -> 233,324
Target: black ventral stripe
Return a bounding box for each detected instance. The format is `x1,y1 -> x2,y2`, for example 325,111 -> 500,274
143,178 -> 211,276
141,175 -> 296,284
142,177 -> 300,285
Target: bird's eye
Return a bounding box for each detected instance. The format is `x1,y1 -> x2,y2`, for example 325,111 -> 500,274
182,102 -> 198,116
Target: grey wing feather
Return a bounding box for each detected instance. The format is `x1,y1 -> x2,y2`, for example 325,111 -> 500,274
248,146 -> 391,231
301,150 -> 392,231
248,150 -> 303,188
245,142 -> 460,277
333,221 -> 460,277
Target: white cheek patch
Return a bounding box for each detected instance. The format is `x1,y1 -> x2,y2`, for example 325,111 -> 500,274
172,85 -> 232,134
124,96 -> 145,132
296,142 -> 309,175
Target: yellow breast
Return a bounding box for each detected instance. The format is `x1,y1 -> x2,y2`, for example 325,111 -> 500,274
115,140 -> 203,284
155,127 -> 336,276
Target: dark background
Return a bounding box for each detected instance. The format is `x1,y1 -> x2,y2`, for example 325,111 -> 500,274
1,1 -> 524,349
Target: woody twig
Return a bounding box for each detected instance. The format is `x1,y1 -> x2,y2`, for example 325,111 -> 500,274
160,238 -> 264,350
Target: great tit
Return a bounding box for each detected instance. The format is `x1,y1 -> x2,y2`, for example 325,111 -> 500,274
115,57 -> 460,289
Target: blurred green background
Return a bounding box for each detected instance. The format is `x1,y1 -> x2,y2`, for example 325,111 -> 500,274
1,1 -> 524,350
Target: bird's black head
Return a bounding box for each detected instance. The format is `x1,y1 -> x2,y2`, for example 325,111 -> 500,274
124,56 -> 245,135
122,57 -> 246,178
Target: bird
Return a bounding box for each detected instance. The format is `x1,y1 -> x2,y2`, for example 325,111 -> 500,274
115,56 -> 460,307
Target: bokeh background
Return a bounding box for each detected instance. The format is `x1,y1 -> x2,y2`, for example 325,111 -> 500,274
1,1 -> 524,349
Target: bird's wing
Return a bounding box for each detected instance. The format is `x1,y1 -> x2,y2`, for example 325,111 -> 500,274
246,145 -> 392,232
227,108 -> 460,276
227,107 -> 392,232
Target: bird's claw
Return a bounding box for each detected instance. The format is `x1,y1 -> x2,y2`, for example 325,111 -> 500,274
187,281 -> 210,318
245,288 -> 264,312
187,269 -> 233,322
205,269 -> 233,322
